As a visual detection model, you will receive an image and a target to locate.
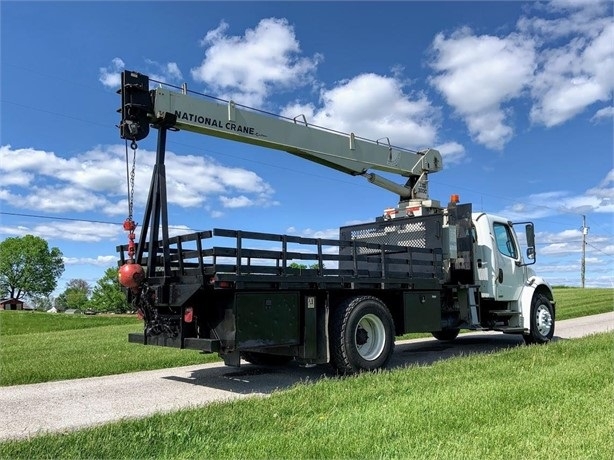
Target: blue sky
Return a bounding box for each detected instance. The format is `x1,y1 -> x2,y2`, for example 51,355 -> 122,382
1,0 -> 613,298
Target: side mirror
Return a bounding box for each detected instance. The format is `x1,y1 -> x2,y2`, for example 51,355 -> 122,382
524,223 -> 536,264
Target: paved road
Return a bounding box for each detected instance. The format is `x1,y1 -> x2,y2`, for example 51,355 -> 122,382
1,312 -> 612,441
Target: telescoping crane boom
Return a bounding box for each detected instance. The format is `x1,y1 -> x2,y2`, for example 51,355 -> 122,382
120,71 -> 442,206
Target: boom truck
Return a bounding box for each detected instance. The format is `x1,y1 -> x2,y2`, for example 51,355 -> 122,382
117,70 -> 555,374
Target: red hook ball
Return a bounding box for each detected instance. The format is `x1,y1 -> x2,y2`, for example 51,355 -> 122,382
118,262 -> 145,289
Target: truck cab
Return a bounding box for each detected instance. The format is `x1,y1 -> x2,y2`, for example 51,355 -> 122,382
471,212 -> 555,343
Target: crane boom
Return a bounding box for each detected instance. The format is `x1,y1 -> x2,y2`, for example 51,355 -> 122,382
120,70 -> 442,201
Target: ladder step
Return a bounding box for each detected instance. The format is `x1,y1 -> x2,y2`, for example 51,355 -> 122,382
490,310 -> 521,316
497,327 -> 526,333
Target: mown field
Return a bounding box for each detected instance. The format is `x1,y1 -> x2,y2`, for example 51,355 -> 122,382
0,287 -> 611,386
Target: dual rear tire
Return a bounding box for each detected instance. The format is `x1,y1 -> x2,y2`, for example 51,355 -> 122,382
329,296 -> 395,375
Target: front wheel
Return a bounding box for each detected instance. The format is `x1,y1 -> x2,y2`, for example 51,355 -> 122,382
523,293 -> 555,345
329,296 -> 395,375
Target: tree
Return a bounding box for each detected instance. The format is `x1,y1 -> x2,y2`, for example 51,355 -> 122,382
89,267 -> 130,313
0,235 -> 64,300
58,279 -> 91,310
29,294 -> 54,311
289,262 -> 321,270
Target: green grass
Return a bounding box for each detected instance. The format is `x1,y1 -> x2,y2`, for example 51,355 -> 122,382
1,332 -> 612,459
552,286 -> 613,320
0,312 -> 217,386
0,311 -> 138,336
0,287 -> 611,386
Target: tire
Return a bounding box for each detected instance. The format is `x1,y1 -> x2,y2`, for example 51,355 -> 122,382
432,329 -> 460,341
523,293 -> 555,345
329,296 -> 395,375
241,351 -> 293,366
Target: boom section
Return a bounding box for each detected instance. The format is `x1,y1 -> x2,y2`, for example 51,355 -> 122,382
151,88 -> 442,184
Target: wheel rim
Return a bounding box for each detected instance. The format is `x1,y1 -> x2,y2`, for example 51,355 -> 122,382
354,313 -> 386,361
535,304 -> 553,337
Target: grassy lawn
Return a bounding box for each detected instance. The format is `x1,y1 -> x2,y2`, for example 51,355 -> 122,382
0,314 -> 217,386
1,331 -> 612,459
551,286 -> 613,320
0,287 -> 611,386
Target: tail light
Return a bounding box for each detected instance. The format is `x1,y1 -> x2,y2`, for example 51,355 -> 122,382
184,306 -> 194,323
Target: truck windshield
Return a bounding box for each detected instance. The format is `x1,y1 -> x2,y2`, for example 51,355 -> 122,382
493,223 -> 518,259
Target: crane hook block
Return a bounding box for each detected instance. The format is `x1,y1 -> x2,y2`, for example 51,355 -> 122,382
118,262 -> 145,289
119,71 -> 152,142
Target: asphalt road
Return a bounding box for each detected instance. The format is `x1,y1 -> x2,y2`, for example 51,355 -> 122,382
1,312 -> 612,441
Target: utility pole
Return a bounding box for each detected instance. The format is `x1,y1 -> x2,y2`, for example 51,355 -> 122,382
581,215 -> 589,288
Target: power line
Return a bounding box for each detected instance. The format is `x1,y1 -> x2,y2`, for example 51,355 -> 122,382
0,211 -> 203,233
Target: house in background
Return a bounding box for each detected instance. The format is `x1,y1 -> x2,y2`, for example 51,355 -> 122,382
0,299 -> 24,310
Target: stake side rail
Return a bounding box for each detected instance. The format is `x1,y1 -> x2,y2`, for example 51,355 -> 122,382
117,227 -> 444,290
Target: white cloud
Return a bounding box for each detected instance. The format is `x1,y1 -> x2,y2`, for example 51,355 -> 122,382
219,195 -> 254,208
519,3 -> 614,127
435,142 -> 466,165
591,106 -> 614,122
191,18 -> 322,107
99,57 -> 125,88
495,169 -> 614,219
0,220 -> 121,242
428,2 -> 613,148
282,73 -> 439,149
285,226 -> 340,240
429,28 -> 536,150
99,57 -> 183,89
63,255 -> 117,267
0,144 -> 277,217
144,59 -> 184,85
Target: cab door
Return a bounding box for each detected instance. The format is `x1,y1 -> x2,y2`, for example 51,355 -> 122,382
492,221 -> 524,301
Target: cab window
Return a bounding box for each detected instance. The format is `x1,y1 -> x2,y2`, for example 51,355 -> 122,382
493,223 -> 517,258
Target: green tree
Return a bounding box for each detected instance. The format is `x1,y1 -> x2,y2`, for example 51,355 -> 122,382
289,262 -> 321,270
59,279 -> 91,310
90,267 -> 130,313
29,294 -> 54,311
0,235 -> 64,300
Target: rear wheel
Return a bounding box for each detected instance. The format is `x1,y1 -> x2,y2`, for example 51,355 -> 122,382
241,352 -> 293,366
432,329 -> 460,341
523,293 -> 555,344
329,296 -> 395,375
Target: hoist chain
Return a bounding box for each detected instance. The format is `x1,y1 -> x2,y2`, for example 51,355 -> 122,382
123,139 -> 138,262
128,141 -> 137,221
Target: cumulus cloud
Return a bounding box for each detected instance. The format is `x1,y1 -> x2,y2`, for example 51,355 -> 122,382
429,28 -> 536,150
99,57 -> 183,89
428,1 -> 613,149
529,21 -> 614,126
282,73 -> 439,150
99,57 -> 125,88
0,220 -> 120,242
191,18 -> 322,107
0,144 -> 276,216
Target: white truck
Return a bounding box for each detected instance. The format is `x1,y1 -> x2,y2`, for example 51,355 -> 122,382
117,70 -> 555,374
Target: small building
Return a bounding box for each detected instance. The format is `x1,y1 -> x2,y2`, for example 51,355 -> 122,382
0,299 -> 24,310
